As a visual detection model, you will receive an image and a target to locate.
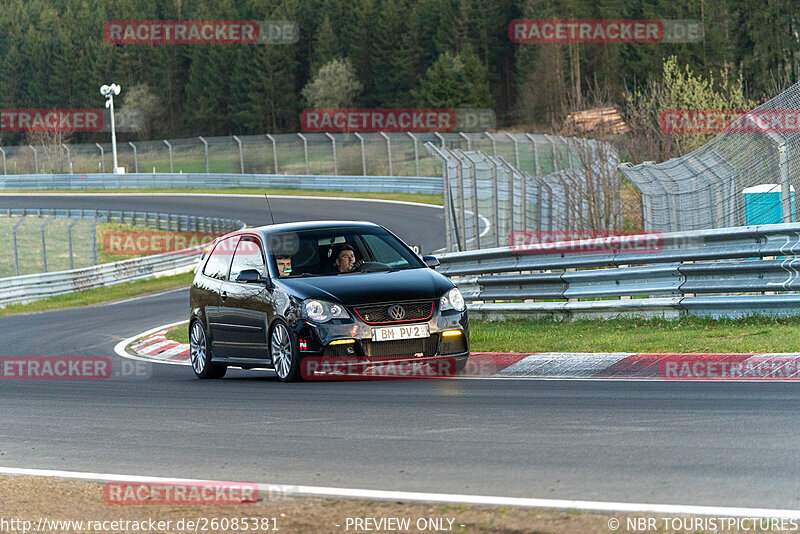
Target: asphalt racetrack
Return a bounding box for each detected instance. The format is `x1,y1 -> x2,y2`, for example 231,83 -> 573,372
1,193 -> 799,510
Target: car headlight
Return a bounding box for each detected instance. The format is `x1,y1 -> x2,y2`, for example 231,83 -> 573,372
439,287 -> 466,312
304,299 -> 350,322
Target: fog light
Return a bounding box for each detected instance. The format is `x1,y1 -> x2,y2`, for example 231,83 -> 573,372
441,330 -> 462,337
329,339 -> 356,345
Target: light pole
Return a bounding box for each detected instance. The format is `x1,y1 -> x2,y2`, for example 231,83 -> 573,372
100,83 -> 121,174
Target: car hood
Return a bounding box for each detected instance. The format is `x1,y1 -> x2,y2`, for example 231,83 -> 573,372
278,268 -> 452,305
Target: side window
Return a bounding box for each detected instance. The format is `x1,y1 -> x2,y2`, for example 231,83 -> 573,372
230,236 -> 266,282
202,236 -> 238,280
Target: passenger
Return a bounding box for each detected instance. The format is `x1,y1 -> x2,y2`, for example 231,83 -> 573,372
276,255 -> 292,276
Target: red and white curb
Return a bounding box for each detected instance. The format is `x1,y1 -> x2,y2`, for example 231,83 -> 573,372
114,320 -> 192,367
115,323 -> 800,380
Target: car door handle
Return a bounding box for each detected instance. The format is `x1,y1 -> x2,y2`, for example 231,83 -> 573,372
221,291 -> 227,301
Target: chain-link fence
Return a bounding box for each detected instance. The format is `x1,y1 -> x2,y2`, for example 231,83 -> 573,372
0,208 -> 243,278
619,81 -> 800,232
0,132 -> 582,178
427,136 -> 621,252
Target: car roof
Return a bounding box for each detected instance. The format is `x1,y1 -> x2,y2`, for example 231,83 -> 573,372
247,220 -> 383,235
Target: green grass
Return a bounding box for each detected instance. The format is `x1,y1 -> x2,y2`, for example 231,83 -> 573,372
0,217 -> 97,277
469,316 -> 800,353
166,326 -> 189,344
0,271 -> 193,316
3,187 -> 443,206
166,315 -> 800,353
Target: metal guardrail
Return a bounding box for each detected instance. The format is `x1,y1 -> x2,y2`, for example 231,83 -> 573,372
0,173 -> 443,195
0,210 -> 245,306
0,248 -> 202,306
2,208 -> 244,233
436,223 -> 800,319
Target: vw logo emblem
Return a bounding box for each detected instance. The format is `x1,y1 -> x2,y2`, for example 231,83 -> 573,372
388,304 -> 406,320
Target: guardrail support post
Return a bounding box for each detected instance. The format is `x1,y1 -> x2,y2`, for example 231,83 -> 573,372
544,134 -> 558,172
41,217 -> 52,272
505,133 -> 520,169
525,133 -> 541,175
380,132 -> 393,176
161,140 -> 173,172
94,143 -> 104,173
779,144 -> 792,223
91,219 -> 99,265
325,133 -> 338,175
197,137 -> 208,173
62,144 -> 72,174
407,133 -> 420,176
456,150 -> 480,250
12,217 -> 24,276
0,146 -> 6,175
459,132 -> 471,151
29,145 -> 39,173
266,134 -> 278,174
297,133 -> 310,175
232,135 -> 244,174
353,132 -> 367,176
485,132 -> 497,156
67,218 -> 79,270
479,153 -> 501,247
128,141 -> 138,173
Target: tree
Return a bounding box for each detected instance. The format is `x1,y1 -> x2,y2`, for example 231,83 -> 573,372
624,56 -> 756,162
414,43 -> 493,108
120,83 -> 163,140
301,57 -> 363,108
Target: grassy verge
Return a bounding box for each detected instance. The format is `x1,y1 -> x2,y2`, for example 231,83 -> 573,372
0,271 -> 193,317
470,316 -> 800,353
3,187 -> 444,206
166,315 -> 800,353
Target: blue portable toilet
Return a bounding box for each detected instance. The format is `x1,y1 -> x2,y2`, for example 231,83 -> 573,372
742,184 -> 796,225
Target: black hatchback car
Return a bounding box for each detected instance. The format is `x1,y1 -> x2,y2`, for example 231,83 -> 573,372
188,221 -> 469,381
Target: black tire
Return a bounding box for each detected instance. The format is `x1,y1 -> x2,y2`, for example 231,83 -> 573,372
269,320 -> 301,382
189,320 -> 227,379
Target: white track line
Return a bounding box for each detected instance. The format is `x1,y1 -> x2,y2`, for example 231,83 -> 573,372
0,466 -> 797,517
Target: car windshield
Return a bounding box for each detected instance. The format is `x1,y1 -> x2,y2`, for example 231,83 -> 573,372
267,227 -> 425,277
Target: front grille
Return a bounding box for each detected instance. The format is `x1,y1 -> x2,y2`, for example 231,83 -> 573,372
352,301 -> 435,324
362,336 -> 438,360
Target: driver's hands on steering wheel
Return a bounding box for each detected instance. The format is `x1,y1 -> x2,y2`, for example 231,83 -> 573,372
352,259 -> 364,271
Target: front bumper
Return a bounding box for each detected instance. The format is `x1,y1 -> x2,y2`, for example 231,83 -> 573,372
293,307 -> 469,376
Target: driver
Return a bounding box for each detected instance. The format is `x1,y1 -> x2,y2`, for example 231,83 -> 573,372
332,244 -> 362,273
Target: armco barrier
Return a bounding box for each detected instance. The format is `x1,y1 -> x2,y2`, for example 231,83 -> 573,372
0,210 -> 245,306
0,247 -> 202,306
437,222 -> 800,319
0,173 -> 443,195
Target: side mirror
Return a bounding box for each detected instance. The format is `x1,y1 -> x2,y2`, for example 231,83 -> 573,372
422,255 -> 440,268
235,269 -> 265,283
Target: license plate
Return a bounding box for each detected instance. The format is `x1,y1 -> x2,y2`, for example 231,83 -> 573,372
372,324 -> 430,342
